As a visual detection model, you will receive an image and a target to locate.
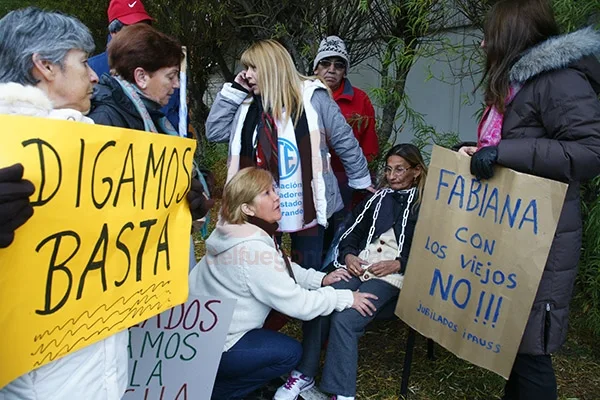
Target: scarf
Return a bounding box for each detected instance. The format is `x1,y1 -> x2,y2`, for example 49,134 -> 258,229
113,76 -> 212,237
239,100 -> 317,225
477,83 -> 522,148
113,76 -> 178,136
247,216 -> 296,282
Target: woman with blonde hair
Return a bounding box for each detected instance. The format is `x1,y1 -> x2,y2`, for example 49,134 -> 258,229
276,144 -> 427,400
189,167 -> 377,399
205,40 -> 372,274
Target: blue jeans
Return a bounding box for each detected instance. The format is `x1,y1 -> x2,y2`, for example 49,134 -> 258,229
297,277 -> 400,396
287,225 -> 326,271
211,329 -> 302,400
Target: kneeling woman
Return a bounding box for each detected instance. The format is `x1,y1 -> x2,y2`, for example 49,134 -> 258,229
276,144 -> 427,400
188,167 -> 377,400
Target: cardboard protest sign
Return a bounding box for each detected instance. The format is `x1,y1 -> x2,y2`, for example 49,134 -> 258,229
123,296 -> 236,400
396,146 -> 567,378
0,115 -> 195,388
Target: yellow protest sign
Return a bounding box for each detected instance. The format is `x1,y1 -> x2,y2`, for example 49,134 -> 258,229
0,115 -> 195,388
396,146 -> 567,378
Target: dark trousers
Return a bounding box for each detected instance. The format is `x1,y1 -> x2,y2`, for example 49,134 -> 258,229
297,277 -> 400,396
503,354 -> 557,400
289,224 -> 325,271
211,329 -> 302,400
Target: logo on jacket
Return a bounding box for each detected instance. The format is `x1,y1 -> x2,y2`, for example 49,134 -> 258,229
278,138 -> 299,180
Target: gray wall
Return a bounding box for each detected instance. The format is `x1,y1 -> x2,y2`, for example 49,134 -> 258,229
347,28 -> 483,145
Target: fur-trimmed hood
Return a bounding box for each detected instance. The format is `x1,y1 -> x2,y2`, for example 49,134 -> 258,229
0,82 -> 92,123
510,27 -> 600,88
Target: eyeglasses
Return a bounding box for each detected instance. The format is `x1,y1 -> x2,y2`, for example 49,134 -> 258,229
318,59 -> 346,70
385,166 -> 413,176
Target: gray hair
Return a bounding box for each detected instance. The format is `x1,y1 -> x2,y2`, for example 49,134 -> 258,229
0,7 -> 95,85
108,18 -> 125,34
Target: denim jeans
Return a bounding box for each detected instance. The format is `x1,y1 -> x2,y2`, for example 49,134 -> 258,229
503,354 -> 557,400
288,224 -> 326,271
211,329 -> 302,400
296,277 -> 400,396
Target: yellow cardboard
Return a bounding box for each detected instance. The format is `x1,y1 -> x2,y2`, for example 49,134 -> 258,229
0,115 -> 195,388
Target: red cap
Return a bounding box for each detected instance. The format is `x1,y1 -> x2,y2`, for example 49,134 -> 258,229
107,0 -> 153,25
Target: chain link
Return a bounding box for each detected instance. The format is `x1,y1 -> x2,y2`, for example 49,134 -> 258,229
396,187 -> 416,258
333,187 -> 416,268
333,189 -> 391,268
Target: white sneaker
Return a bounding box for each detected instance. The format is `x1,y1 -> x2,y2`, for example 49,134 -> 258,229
273,370 -> 315,400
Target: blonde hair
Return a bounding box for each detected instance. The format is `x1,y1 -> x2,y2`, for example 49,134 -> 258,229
221,167 -> 274,224
240,40 -> 312,126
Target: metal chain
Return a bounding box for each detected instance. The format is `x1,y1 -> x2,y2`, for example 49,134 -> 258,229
396,187 -> 416,258
333,187 -> 416,268
333,189 -> 391,268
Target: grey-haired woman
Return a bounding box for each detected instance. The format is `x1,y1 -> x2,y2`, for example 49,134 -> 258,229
0,7 -> 127,400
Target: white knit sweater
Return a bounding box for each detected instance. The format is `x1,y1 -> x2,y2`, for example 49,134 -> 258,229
189,221 -> 354,350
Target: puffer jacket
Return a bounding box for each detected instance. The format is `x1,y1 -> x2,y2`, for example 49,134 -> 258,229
0,82 -> 128,400
205,80 -> 372,226
496,28 -> 600,355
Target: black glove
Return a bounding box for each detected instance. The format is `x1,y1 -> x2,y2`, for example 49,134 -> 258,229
0,163 -> 35,248
470,146 -> 498,180
187,178 -> 215,220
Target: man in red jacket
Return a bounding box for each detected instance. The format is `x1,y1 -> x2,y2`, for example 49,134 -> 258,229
313,36 -> 379,210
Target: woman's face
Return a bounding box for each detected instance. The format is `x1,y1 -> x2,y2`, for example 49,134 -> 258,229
140,66 -> 180,106
49,49 -> 98,113
385,155 -> 421,191
246,184 -> 281,223
245,66 -> 260,95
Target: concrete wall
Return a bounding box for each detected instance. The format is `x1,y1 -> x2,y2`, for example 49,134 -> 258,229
347,27 -> 483,145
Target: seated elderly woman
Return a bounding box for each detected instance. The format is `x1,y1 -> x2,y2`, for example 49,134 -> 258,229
0,7 -> 127,399
276,143 -> 427,400
188,167 -> 377,400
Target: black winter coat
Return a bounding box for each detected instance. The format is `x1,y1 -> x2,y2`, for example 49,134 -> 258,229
337,189 -> 419,273
497,28 -> 600,355
88,74 -> 170,132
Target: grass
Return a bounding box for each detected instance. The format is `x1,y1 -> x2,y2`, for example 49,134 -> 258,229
194,201 -> 600,399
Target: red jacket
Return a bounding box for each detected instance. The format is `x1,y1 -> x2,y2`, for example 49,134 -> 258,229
330,79 -> 378,176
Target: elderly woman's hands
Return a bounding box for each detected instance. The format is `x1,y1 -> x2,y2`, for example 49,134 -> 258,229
0,164 -> 35,248
345,253 -> 369,277
322,268 -> 352,286
368,259 -> 401,277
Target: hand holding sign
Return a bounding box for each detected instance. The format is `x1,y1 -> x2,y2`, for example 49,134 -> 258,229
0,163 -> 35,248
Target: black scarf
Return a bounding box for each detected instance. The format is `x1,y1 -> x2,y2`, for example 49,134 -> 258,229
247,216 -> 296,282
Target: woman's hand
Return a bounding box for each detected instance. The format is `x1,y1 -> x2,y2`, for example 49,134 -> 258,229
322,268 -> 352,286
458,146 -> 477,156
368,260 -> 401,277
351,290 -> 378,317
234,70 -> 251,92
345,254 -> 369,277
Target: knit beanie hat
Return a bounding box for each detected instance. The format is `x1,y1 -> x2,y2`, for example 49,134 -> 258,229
313,36 -> 350,72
